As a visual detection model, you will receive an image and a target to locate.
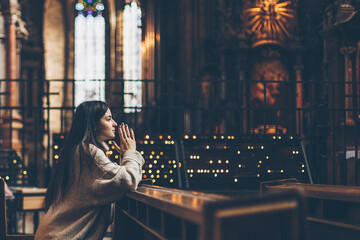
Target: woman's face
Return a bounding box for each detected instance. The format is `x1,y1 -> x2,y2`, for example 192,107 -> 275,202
97,108 -> 118,141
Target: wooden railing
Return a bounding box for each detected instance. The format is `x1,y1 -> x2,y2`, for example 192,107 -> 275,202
261,179 -> 360,240
114,184 -> 308,240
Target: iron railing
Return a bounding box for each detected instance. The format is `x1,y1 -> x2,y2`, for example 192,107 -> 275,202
0,78 -> 359,186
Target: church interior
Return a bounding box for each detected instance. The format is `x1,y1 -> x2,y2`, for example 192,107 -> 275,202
1,0 -> 360,239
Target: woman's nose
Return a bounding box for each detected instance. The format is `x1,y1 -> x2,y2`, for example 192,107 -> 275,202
113,120 -> 118,126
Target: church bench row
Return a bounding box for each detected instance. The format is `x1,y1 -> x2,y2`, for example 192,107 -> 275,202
261,179 -> 360,240
113,183 -> 308,240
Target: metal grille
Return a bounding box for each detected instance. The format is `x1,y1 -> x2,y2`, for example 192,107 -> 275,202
0,78 -> 359,186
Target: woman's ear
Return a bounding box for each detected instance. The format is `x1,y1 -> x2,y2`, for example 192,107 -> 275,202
94,123 -> 99,132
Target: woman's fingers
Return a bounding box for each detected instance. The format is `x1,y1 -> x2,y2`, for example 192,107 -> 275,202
114,129 -> 125,154
112,141 -> 121,152
130,128 -> 135,140
125,124 -> 131,138
121,123 -> 129,139
118,125 -> 125,141
121,123 -> 128,138
121,123 -> 131,139
116,123 -> 136,152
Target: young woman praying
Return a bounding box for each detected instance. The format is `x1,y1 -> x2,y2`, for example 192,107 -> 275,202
35,100 -> 144,240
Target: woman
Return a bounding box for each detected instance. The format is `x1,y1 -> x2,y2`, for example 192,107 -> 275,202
35,101 -> 144,240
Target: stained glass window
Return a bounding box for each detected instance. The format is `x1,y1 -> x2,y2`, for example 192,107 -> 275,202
123,1 -> 142,113
74,0 -> 105,107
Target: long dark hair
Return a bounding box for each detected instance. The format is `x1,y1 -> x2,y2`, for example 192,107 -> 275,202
45,100 -> 109,211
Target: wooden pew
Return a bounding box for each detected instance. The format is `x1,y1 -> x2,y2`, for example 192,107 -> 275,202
10,187 -> 46,233
261,179 -> 360,240
114,184 -> 308,240
0,179 -> 34,240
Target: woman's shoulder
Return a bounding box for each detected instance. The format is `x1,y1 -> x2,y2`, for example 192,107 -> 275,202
87,143 -> 105,156
89,144 -> 118,172
75,143 -> 113,171
73,143 -> 105,158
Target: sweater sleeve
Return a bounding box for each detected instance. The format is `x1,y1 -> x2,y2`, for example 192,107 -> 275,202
91,146 -> 145,205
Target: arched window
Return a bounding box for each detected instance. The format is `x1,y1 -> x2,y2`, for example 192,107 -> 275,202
74,0 -> 105,107
123,1 -> 142,113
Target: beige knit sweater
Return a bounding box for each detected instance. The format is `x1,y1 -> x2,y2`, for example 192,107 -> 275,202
35,144 -> 144,240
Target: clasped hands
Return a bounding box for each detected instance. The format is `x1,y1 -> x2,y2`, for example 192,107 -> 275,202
113,123 -> 136,154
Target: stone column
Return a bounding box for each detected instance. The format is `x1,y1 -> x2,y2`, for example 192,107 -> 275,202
295,56 -> 304,135
340,46 -> 356,126
218,53 -> 227,133
357,42 -> 360,121
6,4 -> 17,108
0,0 -> 24,150
238,54 -> 247,134
0,11 -> 6,110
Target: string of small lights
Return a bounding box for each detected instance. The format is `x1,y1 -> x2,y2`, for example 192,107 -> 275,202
182,134 -> 311,190
52,133 -> 311,190
133,134 -> 181,187
52,133 -> 66,166
0,150 -> 30,186
99,134 -> 181,186
53,133 -> 182,187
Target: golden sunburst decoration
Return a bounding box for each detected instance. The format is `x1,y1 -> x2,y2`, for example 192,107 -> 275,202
246,0 -> 295,47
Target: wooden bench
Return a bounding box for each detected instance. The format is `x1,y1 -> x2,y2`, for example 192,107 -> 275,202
10,187 -> 46,234
261,179 -> 360,240
0,179 -> 34,240
114,184 -> 308,240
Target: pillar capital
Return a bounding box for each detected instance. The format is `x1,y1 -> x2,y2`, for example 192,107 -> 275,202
3,0 -> 20,24
340,46 -> 356,56
3,0 -> 28,39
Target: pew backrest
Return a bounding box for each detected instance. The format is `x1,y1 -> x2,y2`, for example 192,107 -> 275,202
114,184 -> 308,240
261,179 -> 360,240
0,179 -> 34,240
